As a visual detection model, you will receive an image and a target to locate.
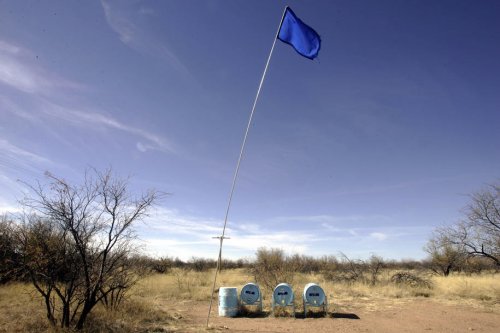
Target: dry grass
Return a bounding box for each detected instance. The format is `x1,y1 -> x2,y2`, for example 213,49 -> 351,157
1,269 -> 499,331
433,273 -> 500,302
0,282 -> 49,333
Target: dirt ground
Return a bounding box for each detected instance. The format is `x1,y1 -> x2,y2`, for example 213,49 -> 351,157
160,298 -> 500,332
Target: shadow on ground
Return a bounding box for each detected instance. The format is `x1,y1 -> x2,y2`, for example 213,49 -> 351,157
235,310 -> 360,320
331,313 -> 360,319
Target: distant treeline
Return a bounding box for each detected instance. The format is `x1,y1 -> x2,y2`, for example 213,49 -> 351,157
127,249 -> 497,276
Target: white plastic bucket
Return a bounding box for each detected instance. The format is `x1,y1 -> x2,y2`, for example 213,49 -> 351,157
218,287 -> 238,317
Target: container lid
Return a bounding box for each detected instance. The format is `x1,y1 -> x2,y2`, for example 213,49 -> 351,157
303,283 -> 325,305
240,283 -> 260,304
273,283 -> 294,305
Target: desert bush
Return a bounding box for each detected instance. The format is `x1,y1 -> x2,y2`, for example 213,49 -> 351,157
322,253 -> 384,285
462,256 -> 498,274
385,258 -> 426,271
330,253 -> 365,283
287,254 -> 319,273
132,255 -> 175,274
390,271 -> 432,289
0,215 -> 23,283
188,257 -> 216,271
221,258 -> 250,269
251,248 -> 298,291
153,257 -> 175,273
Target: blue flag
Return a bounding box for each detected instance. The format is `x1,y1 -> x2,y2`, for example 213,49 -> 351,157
277,7 -> 321,60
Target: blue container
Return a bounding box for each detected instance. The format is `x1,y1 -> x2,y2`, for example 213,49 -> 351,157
218,287 -> 238,317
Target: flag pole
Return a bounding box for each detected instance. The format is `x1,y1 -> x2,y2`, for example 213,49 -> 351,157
206,6 -> 289,328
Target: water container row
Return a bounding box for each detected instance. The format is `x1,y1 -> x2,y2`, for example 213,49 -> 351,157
219,282 -> 328,317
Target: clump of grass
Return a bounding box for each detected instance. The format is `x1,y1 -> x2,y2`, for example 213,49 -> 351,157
390,271 -> 433,289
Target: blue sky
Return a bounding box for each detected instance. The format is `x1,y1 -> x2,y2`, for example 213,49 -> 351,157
1,0 -> 499,261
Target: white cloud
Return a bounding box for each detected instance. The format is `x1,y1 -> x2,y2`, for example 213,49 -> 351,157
0,55 -> 45,93
0,201 -> 22,214
136,208 -> 433,260
370,232 -> 388,241
138,207 -> 315,260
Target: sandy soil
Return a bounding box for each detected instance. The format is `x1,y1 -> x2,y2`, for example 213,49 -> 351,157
160,298 -> 500,332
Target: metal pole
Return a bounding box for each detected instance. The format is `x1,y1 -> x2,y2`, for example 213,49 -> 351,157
206,6 -> 289,328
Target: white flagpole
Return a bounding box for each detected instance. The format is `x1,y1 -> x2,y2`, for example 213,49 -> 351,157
206,6 -> 289,327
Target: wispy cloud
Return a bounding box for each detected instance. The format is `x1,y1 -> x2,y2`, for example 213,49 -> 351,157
0,140 -> 54,206
0,96 -> 38,121
329,176 -> 467,197
0,170 -> 27,204
0,40 -> 82,95
100,0 -> 192,79
271,214 -> 391,225
100,0 -> 137,45
1,39 -> 174,154
0,139 -> 54,178
39,100 -> 176,153
0,139 -> 51,165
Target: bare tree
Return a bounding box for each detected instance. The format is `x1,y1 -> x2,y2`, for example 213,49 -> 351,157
18,168 -> 161,329
438,182 -> 500,266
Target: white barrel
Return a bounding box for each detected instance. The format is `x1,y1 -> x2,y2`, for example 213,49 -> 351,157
303,283 -> 325,306
273,283 -> 294,306
240,283 -> 260,305
219,287 -> 238,317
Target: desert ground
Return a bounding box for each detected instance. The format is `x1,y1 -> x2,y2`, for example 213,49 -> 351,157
174,298 -> 499,332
